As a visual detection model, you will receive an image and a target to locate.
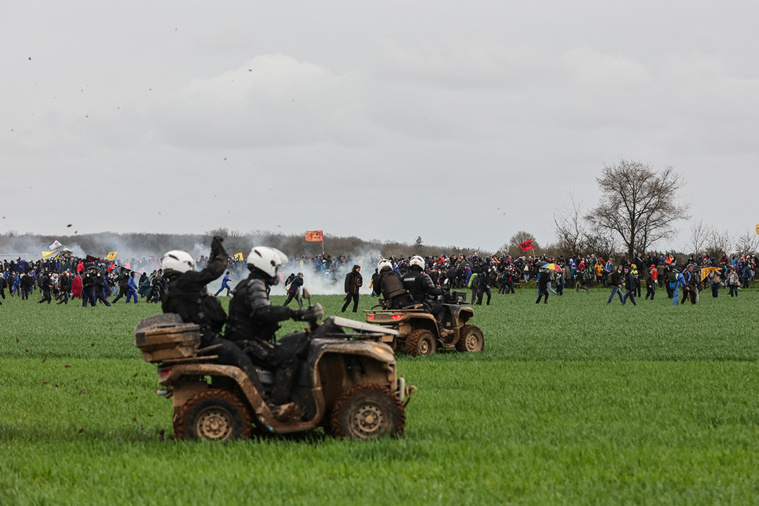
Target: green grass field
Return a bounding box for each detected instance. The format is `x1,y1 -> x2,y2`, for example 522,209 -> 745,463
1,287 -> 758,504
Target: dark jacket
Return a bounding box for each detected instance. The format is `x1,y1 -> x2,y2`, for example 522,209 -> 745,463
82,271 -> 97,292
226,274 -> 297,344
287,276 -> 303,294
402,267 -> 441,303
344,267 -> 363,294
162,239 -> 228,346
375,269 -> 412,309
624,272 -> 636,291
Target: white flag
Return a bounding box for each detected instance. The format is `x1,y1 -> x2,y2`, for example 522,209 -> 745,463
49,240 -> 62,250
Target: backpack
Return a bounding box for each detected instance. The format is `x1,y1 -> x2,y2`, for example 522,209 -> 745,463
467,273 -> 478,289
668,269 -> 679,283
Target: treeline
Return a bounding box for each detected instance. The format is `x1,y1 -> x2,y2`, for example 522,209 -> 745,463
0,229 -> 480,260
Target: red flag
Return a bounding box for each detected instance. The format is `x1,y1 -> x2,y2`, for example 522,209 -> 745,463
519,239 -> 533,252
305,230 -> 323,242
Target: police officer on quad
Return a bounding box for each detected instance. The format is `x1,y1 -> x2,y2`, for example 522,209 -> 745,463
402,255 -> 451,336
373,259 -> 413,309
161,238 -> 298,420
225,247 -> 324,413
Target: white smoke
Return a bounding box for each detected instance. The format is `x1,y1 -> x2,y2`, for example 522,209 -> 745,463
206,247 -> 384,296
0,232 -> 387,296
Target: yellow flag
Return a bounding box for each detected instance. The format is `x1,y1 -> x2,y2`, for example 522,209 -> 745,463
234,252 -> 244,261
106,251 -> 118,261
755,224 -> 759,235
700,266 -> 720,282
42,250 -> 58,259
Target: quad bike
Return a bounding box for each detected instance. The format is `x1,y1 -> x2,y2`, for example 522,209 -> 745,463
134,312 -> 415,442
364,290 -> 484,357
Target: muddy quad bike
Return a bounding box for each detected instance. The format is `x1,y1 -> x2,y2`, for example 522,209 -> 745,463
135,313 -> 415,442
364,290 -> 484,356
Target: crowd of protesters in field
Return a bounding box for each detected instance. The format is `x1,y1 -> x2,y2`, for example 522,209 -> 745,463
365,251 -> 757,306
0,252 -> 368,306
0,249 -> 756,307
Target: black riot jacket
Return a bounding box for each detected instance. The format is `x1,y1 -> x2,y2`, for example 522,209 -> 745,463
162,242 -> 228,347
374,269 -> 412,309
402,267 -> 442,304
226,273 -> 298,344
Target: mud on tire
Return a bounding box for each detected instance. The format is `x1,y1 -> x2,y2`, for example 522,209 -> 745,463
174,388 -> 252,441
404,329 -> 437,356
455,324 -> 484,352
330,384 -> 405,440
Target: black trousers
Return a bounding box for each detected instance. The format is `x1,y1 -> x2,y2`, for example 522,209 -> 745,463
342,293 -> 359,312
240,333 -> 309,405
112,287 -> 128,302
204,336 -> 264,393
476,285 -> 491,305
283,290 -> 302,308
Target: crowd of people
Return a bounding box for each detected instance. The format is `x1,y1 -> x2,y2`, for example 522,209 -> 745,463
361,251 -> 758,307
0,249 -> 756,308
1,243 -> 756,423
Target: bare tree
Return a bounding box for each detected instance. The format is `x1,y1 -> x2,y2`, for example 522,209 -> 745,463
205,228 -> 247,257
586,160 -> 690,259
583,234 -> 616,259
685,219 -> 710,257
504,231 -> 540,258
704,227 -> 733,260
734,230 -> 759,256
553,194 -> 588,256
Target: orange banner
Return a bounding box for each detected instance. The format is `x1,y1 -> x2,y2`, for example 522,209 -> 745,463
305,230 -> 323,242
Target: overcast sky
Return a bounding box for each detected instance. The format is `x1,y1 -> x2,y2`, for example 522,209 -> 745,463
2,1 -> 758,254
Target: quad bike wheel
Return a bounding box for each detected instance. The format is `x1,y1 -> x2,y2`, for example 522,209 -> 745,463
331,384 -> 405,440
404,329 -> 437,356
455,324 -> 484,352
174,389 -> 252,441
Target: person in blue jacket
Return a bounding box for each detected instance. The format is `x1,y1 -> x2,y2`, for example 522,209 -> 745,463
669,268 -> 686,305
215,270 -> 233,296
126,272 -> 139,303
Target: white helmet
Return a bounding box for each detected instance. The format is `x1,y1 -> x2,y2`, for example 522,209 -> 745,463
377,259 -> 393,272
162,250 -> 195,277
247,246 -> 288,283
409,255 -> 425,269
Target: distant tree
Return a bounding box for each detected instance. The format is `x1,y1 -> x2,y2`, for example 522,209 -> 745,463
505,231 -> 540,258
553,194 -> 588,256
734,230 -> 759,256
582,234 -> 616,259
414,236 -> 424,254
705,228 -> 733,261
586,160 -> 690,259
205,227 -> 230,239
685,219 -> 710,257
382,243 -> 409,259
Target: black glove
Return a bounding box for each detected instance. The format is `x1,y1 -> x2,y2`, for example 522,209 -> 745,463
294,303 -> 324,322
210,236 -> 226,259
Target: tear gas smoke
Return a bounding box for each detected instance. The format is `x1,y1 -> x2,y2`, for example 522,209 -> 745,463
209,248 -> 384,296
0,232 -> 386,296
